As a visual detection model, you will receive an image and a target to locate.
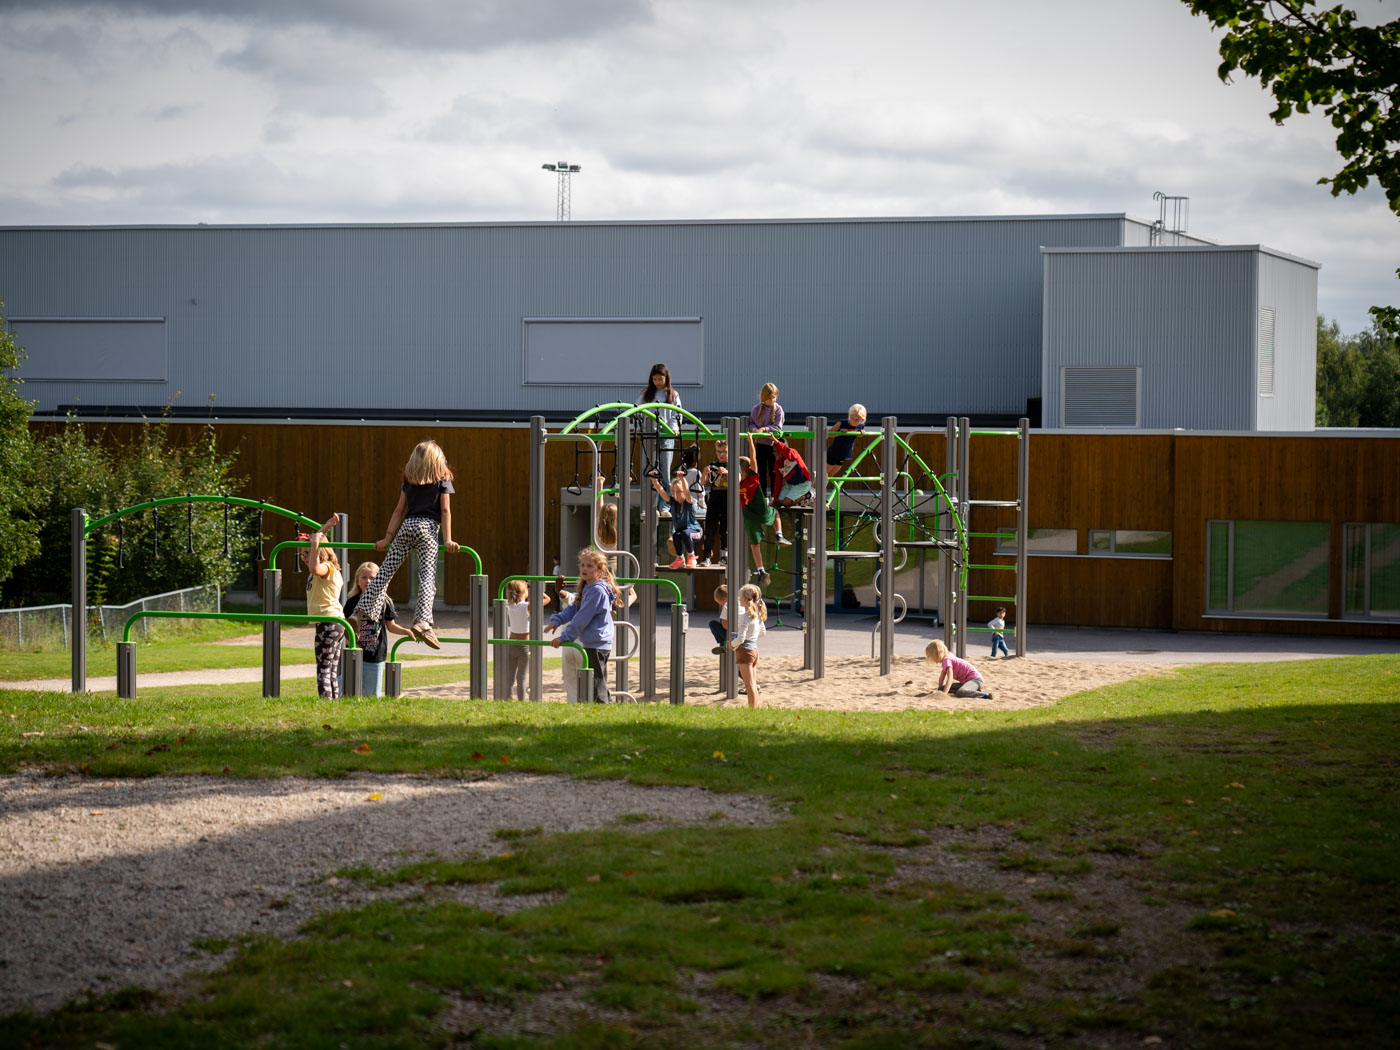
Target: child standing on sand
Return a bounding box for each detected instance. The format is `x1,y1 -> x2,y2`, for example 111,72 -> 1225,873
728,582 -> 767,707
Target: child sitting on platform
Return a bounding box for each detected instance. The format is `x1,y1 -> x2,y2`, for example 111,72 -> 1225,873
650,467 -> 702,569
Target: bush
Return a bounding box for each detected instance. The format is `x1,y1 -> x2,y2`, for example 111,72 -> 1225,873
3,413 -> 258,607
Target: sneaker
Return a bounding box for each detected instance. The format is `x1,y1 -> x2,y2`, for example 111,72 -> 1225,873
346,612 -> 363,634
699,557 -> 711,567
749,567 -> 765,582
759,570 -> 771,587
414,621 -> 441,650
776,533 -> 792,547
685,554 -> 698,569
668,555 -> 686,570
711,645 -> 724,655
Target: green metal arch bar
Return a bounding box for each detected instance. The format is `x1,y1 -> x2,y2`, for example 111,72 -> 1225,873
497,573 -> 683,606
268,539 -> 484,577
599,404 -> 689,438
389,634 -> 589,668
85,494 -> 321,536
122,609 -> 358,649
560,402 -> 681,438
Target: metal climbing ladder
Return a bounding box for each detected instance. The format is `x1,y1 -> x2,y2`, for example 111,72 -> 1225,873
942,416 -> 1029,659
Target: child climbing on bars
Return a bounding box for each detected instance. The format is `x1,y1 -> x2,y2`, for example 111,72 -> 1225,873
728,582 -> 767,707
546,548 -> 620,703
349,439 -> 459,650
303,512 -> 345,699
649,466 -> 701,569
739,433 -> 781,586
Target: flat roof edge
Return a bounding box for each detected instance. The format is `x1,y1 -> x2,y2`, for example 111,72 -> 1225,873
0,213 -> 1135,233
1040,243 -> 1320,268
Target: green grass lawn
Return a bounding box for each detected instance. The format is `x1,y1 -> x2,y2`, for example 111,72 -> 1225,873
0,619 -> 316,681
1,656 -> 1397,1048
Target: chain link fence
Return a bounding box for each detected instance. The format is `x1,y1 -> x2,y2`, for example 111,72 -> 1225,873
0,584 -> 222,651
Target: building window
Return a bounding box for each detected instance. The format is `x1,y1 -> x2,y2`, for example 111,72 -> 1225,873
1344,523 -> 1400,619
1206,520 -> 1330,617
995,528 -> 1077,555
1089,530 -> 1172,557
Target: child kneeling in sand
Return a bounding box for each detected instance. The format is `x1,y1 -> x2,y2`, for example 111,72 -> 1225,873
926,639 -> 993,699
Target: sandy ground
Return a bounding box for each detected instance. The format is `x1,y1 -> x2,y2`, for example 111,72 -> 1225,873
408,652 -> 1178,710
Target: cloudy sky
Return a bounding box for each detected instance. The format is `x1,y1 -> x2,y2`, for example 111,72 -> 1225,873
1,0 -> 1396,333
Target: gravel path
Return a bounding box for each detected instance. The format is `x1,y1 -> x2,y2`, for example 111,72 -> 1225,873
0,772 -> 779,1014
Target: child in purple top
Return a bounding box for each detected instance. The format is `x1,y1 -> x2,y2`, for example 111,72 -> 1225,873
748,382 -> 785,499
926,639 -> 992,699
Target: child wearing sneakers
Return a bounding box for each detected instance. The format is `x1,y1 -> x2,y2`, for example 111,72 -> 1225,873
988,606 -> 1011,658
709,583 -> 729,654
349,439 -> 459,650
699,439 -> 730,566
649,468 -> 701,568
738,433 -> 780,586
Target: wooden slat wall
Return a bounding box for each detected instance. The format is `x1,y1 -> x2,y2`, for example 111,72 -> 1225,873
33,421 -> 1400,637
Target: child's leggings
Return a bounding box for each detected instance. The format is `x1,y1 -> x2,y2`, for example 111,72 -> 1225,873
314,622 -> 345,699
358,515 -> 440,625
671,529 -> 697,556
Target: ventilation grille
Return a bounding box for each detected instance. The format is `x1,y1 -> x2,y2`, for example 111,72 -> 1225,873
1258,307 -> 1276,396
1062,366 -> 1139,427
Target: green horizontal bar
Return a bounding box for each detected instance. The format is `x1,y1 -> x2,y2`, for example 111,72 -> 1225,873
967,564 -> 1017,571
86,494 -> 321,536
497,573 -> 683,606
270,539 -> 483,577
967,595 -> 1016,603
122,609 -> 358,649
388,635 -> 590,669
970,429 -> 1022,437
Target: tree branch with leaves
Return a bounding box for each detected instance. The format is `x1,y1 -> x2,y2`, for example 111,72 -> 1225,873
1184,0 -> 1400,327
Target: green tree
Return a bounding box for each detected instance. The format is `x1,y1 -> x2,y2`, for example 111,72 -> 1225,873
1315,314 -> 1363,424
3,414 -> 258,606
0,298 -> 41,592
1183,1 -> 1400,329
1353,319 -> 1400,424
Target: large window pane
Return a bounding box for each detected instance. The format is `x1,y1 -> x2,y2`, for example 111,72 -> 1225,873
1231,521 -> 1329,616
1208,521 -> 1230,611
997,528 -> 1077,554
1371,524 -> 1400,617
1116,530 -> 1171,555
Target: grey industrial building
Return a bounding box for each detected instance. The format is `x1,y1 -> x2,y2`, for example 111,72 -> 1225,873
0,213 -> 1317,429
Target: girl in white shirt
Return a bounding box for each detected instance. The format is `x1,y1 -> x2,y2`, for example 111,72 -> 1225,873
728,583 -> 768,707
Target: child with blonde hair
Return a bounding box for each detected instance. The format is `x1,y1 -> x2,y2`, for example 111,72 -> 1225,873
546,548 -> 620,703
504,578 -> 531,700
649,468 -> 701,569
349,439 -> 459,650
827,403 -> 868,477
728,582 -> 767,707
302,513 -> 345,698
344,561 -> 413,697
748,381 -> 785,500
925,639 -> 993,699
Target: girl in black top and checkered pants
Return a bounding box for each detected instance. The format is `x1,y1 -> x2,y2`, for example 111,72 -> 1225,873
349,440 -> 459,650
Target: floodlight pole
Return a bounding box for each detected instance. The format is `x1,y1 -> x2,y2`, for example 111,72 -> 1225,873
541,161 -> 581,221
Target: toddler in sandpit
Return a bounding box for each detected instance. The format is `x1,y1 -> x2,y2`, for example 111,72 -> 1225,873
925,639 -> 993,699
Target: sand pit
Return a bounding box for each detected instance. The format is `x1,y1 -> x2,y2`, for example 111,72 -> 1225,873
404,654 -> 1180,710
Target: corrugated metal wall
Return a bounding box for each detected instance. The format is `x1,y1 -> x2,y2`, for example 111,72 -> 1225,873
1255,250 -> 1318,430
1041,246 -> 1315,430
1,215 -> 1130,419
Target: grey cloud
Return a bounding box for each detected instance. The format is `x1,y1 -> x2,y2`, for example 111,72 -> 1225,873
0,0 -> 655,52
220,36 -> 391,118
